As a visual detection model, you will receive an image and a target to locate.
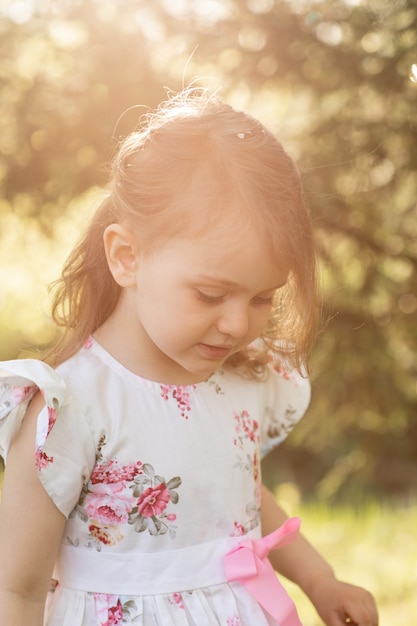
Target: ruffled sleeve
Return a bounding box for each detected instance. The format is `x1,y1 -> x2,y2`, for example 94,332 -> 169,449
259,356 -> 311,458
0,359 -> 97,517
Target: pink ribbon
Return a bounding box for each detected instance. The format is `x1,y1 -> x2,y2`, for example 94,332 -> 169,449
224,517 -> 303,626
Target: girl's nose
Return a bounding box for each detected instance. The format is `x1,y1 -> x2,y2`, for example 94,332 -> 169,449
216,305 -> 249,339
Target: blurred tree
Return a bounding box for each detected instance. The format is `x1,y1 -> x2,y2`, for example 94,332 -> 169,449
0,0 -> 171,231
187,0 -> 417,503
0,0 -> 415,502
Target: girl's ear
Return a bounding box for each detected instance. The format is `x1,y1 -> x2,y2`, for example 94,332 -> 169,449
103,224 -> 138,288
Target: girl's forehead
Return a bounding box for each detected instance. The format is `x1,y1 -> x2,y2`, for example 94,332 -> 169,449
133,187 -> 290,277
191,209 -> 287,268
149,226 -> 289,289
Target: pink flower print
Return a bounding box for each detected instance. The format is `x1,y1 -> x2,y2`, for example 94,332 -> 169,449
85,482 -> 136,526
89,523 -> 124,546
91,458 -> 143,485
84,336 -> 94,350
108,602 -> 123,625
169,592 -> 185,609
94,594 -> 123,626
233,410 -> 259,448
46,406 -> 57,437
160,384 -> 196,418
137,483 -> 170,517
75,449 -> 182,540
226,616 -> 241,626
128,468 -> 181,537
253,450 -> 260,482
35,448 -> 54,470
268,353 -> 296,382
11,384 -> 34,406
233,410 -> 260,479
232,521 -> 246,536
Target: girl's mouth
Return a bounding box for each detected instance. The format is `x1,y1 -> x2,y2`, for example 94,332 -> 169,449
197,343 -> 233,359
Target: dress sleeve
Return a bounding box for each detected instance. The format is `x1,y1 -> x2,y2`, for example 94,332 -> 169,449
259,356 -> 311,458
0,359 -> 97,517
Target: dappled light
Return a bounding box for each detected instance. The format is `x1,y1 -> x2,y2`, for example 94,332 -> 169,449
0,0 -> 415,499
0,2 -> 416,619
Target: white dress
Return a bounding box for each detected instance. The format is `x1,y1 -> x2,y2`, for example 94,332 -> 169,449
0,337 -> 310,626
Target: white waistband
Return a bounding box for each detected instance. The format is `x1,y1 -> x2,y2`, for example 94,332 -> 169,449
55,533 -> 257,595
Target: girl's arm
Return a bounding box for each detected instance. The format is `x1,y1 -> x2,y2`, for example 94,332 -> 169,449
0,392 -> 66,626
261,484 -> 378,626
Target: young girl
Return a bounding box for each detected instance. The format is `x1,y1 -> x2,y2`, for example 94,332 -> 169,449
0,89 -> 378,626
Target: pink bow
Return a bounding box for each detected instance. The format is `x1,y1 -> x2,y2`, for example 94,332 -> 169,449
224,517 -> 303,626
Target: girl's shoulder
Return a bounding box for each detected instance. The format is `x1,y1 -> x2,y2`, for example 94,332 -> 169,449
0,357 -> 67,422
0,353 -> 97,517
259,354 -> 311,456
0,340 -> 101,423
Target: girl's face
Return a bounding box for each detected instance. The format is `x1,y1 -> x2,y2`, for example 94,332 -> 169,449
116,222 -> 287,385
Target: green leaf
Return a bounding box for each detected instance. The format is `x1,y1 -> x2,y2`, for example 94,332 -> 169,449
166,476 -> 182,489
170,490 -> 179,504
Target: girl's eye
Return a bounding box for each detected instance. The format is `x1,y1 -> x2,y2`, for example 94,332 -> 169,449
196,291 -> 224,304
252,295 -> 275,306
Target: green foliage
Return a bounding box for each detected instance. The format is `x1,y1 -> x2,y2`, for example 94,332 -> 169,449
280,496 -> 417,624
193,0 -> 417,503
0,0 -> 416,501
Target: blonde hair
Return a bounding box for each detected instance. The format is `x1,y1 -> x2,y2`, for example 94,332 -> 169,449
47,88 -> 318,376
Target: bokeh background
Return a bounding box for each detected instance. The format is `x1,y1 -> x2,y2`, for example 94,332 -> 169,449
0,0 -> 416,622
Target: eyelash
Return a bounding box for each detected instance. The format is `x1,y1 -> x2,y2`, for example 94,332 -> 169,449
196,291 -> 224,304
252,296 -> 275,306
196,292 -> 274,306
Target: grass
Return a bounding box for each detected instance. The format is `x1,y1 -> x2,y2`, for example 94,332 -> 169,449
277,496 -> 417,625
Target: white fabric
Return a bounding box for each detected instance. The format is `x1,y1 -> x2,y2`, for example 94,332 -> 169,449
0,337 -> 310,626
56,532 -> 257,595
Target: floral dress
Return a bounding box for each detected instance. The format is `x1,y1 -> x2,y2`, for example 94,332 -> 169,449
0,337 -> 310,626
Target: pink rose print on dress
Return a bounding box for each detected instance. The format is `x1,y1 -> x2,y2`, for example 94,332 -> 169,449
73,458 -> 144,547
233,410 -> 259,448
91,458 -> 144,485
85,482 -> 137,525
231,411 -> 261,538
72,439 -> 182,546
34,404 -> 57,471
80,480 -> 137,548
136,483 -> 170,517
226,616 -> 242,626
0,383 -> 35,419
94,594 -> 141,624
11,384 -> 35,406
129,463 -> 182,538
46,406 -> 57,435
169,592 -> 185,609
233,410 -> 260,478
35,449 -> 54,470
160,384 -> 196,418
94,594 -> 123,626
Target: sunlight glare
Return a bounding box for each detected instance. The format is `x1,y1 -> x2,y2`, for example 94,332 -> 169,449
6,0 -> 33,24
409,63 -> 417,83
160,0 -> 235,23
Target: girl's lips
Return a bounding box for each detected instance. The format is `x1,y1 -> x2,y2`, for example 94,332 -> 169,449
197,343 -> 233,359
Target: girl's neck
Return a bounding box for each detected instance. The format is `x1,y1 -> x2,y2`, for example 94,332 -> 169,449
93,314 -> 213,386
